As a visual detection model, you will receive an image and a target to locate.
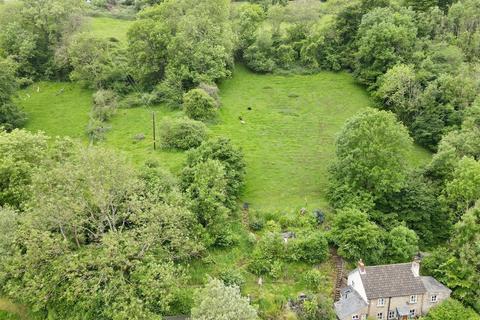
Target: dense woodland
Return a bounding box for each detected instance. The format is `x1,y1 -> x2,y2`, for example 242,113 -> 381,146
0,0 -> 479,319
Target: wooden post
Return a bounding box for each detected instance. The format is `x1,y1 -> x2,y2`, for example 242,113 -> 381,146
152,112 -> 156,150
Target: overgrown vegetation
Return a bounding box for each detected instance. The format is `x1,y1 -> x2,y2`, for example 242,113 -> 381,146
0,0 -> 479,318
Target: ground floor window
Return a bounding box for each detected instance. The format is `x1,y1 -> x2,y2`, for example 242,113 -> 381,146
388,310 -> 396,319
352,315 -> 359,320
431,294 -> 438,303
377,312 -> 384,320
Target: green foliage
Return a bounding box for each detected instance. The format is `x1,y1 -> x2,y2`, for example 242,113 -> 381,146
330,208 -> 385,264
0,129 -> 49,209
183,88 -> 218,121
127,0 -> 234,90
302,269 -> 328,291
248,232 -> 283,275
329,109 -> 413,207
287,231 -> 329,264
441,157 -> 480,221
243,26 -> 275,73
422,204 -> 480,312
159,117 -> 208,150
354,7 -> 417,88
181,137 -> 245,210
374,64 -> 421,125
0,0 -> 83,79
412,73 -> 478,151
0,144 -> 203,319
233,3 -> 265,51
386,225 -> 419,263
219,269 -> 245,288
91,89 -> 117,121
0,59 -> 26,130
184,159 -> 229,236
297,294 -> 336,320
191,278 -> 258,320
421,299 -> 480,320
68,33 -> 126,90
428,104 -> 480,180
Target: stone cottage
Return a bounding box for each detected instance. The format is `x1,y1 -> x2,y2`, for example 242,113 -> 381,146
334,259 -> 451,320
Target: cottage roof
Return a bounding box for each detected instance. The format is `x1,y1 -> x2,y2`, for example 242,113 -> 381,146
421,276 -> 452,294
334,286 -> 368,319
357,263 -> 426,299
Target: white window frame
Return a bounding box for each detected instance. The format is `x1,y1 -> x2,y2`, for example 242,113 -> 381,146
388,310 -> 396,319
409,295 -> 417,304
352,315 -> 359,320
377,298 -> 385,306
377,312 -> 384,320
430,294 -> 438,303
409,309 -> 416,318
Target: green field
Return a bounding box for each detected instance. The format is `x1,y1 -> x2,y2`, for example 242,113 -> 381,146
83,16 -> 134,43
18,82 -> 92,140
17,66 -> 431,212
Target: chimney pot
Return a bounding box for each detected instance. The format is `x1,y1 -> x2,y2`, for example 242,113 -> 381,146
358,259 -> 366,274
411,257 -> 420,277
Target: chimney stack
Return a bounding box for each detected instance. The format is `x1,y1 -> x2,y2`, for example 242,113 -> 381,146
411,257 -> 420,277
358,259 -> 366,275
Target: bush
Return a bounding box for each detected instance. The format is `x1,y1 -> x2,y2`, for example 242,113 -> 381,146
219,269 -> 245,287
86,118 -> 110,142
119,92 -> 154,108
0,103 -> 27,131
198,82 -> 221,107
160,117 -> 208,150
92,89 -> 117,121
183,88 -> 218,121
287,232 -> 329,264
154,79 -> 184,108
303,269 -> 327,291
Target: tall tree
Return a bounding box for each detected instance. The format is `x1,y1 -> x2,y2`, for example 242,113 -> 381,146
329,109 -> 413,208
354,7 -> 417,88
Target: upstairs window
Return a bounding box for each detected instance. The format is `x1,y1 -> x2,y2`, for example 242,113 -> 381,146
377,298 -> 385,306
410,295 -> 417,304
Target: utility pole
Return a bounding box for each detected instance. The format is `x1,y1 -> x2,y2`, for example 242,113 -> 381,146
152,111 -> 156,150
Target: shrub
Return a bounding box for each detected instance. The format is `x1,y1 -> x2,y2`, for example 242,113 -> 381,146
160,117 -> 208,150
154,79 -> 184,108
119,92 -> 153,108
86,118 -> 110,142
183,88 -> 218,121
287,232 -> 329,264
198,82 -> 221,106
0,103 -> 27,131
92,89 -> 117,121
303,269 -> 327,291
219,269 -> 245,287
